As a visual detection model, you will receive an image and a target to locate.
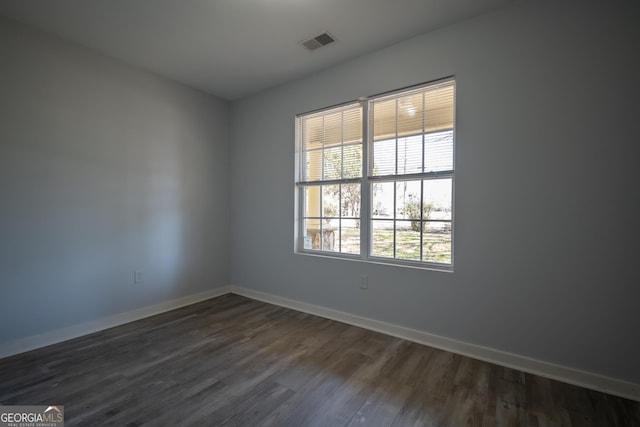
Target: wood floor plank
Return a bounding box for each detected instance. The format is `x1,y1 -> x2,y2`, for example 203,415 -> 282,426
1,294 -> 638,426
347,378 -> 413,427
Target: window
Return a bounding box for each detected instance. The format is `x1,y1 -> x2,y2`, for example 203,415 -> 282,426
296,78 -> 455,270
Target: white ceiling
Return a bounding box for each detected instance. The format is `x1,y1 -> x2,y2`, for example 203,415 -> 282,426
0,0 -> 514,100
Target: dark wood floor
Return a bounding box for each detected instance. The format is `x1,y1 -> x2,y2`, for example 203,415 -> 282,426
1,294 -> 638,426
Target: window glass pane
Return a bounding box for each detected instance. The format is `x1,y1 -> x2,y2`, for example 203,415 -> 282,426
397,135 -> 422,175
343,144 -> 362,178
371,220 -> 394,258
372,139 -> 395,176
303,116 -> 323,150
425,84 -> 454,132
373,99 -> 396,141
340,183 -> 360,218
424,130 -> 453,172
322,185 -> 339,218
323,111 -> 342,147
340,219 -> 360,254
343,107 -> 362,144
322,218 -> 339,251
323,226 -> 336,252
395,220 -> 421,261
304,150 -> 322,181
396,180 -> 421,219
304,219 -> 339,251
304,218 -> 322,250
304,185 -> 321,218
423,178 -> 452,220
422,221 -> 452,264
323,146 -> 341,180
372,182 -> 394,219
397,93 -> 424,138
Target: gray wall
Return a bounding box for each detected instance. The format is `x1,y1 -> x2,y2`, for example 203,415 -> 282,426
230,0 -> 640,383
0,16 -> 229,343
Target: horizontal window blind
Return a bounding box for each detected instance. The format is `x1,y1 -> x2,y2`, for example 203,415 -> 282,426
370,79 -> 454,177
300,103 -> 363,183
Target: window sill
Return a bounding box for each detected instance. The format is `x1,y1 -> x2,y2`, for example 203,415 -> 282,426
295,250 -> 454,273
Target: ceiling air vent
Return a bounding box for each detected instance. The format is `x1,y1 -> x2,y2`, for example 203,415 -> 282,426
301,32 -> 336,51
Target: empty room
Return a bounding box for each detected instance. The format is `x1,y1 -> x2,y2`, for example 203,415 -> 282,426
1,0 -> 639,425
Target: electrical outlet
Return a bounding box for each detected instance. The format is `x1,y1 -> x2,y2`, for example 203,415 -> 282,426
134,271 -> 144,284
360,274 -> 368,290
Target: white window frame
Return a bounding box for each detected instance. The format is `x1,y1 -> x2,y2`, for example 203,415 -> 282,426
295,77 -> 455,271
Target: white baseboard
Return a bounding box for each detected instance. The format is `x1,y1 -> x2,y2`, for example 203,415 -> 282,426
0,286 -> 230,360
228,285 -> 640,402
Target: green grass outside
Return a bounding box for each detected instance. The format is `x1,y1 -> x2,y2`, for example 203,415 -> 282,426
332,224 -> 451,264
